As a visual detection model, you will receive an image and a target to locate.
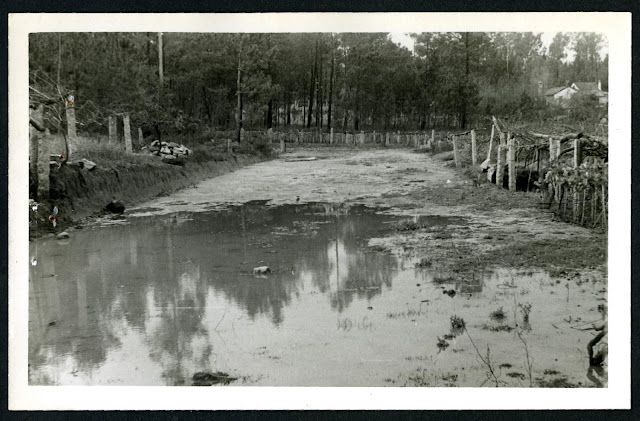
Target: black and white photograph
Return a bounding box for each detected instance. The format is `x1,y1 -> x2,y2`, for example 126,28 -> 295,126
8,12 -> 631,410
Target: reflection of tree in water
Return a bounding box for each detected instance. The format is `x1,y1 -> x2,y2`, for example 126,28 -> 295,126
28,202 -> 401,384
292,204 -> 397,313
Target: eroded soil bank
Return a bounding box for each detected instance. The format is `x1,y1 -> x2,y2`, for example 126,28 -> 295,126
29,147 -> 607,387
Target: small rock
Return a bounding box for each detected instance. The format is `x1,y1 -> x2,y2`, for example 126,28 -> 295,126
79,158 -> 96,171
105,200 -> 125,214
56,231 -> 70,240
253,266 -> 271,275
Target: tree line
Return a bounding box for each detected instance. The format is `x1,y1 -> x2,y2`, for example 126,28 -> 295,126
29,32 -> 608,141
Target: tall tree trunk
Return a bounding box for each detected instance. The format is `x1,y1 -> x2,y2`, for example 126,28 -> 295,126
318,45 -> 324,128
202,86 -> 212,124
267,99 -> 273,129
57,34 -> 62,93
461,32 -> 470,129
328,41 -> 335,131
158,32 -> 164,86
307,58 -> 316,128
236,36 -> 244,142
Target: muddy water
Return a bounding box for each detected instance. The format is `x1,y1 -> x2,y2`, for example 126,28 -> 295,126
29,203 -> 606,387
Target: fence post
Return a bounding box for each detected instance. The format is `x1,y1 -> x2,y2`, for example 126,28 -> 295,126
496,133 -> 505,187
573,138 -> 583,222
330,128 -> 334,145
267,127 -> 273,143
508,134 -> 516,192
360,130 -> 365,146
108,115 -> 117,143
280,137 -> 285,153
123,113 -> 132,154
452,135 -> 460,168
138,127 -> 143,147
227,139 -> 231,153
65,96 -> 77,161
471,129 -> 477,166
487,125 -> 494,162
396,131 -> 400,144
33,105 -> 49,201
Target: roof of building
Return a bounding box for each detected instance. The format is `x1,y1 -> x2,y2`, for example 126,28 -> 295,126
544,86 -> 573,96
572,82 -> 599,91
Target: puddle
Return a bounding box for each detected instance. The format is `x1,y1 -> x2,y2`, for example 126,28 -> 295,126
28,203 -> 606,387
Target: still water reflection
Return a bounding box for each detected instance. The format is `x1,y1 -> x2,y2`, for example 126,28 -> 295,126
29,204 -> 416,385
28,203 -> 604,387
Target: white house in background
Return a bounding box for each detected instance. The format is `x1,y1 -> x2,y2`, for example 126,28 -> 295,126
543,80 -> 608,107
570,80 -> 608,105
544,86 -> 577,106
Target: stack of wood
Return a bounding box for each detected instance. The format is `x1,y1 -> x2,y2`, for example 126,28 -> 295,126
145,140 -> 192,165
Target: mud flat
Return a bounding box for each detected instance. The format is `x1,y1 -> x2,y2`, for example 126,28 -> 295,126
29,147 -> 607,387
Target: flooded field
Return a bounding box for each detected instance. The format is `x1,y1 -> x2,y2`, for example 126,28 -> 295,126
28,202 -> 607,387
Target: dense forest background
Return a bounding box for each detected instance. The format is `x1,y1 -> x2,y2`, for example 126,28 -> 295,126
29,32 -> 608,139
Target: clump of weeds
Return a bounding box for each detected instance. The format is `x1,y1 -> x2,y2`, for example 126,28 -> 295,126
449,315 -> 466,336
518,303 -> 532,325
489,307 -> 507,322
507,372 -> 526,380
393,219 -> 425,231
436,337 -> 450,350
480,323 -> 514,333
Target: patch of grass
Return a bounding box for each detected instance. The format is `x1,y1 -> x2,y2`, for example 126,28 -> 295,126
480,323 -> 514,333
449,315 -> 465,336
507,372 -> 526,380
393,219 -> 425,231
543,369 -> 561,375
536,376 -> 580,388
499,363 -> 513,369
489,306 -> 507,321
415,257 -> 432,268
433,275 -> 456,284
436,337 -> 450,350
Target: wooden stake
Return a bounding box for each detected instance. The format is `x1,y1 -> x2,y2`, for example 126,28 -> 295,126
508,134 -> 516,192
452,135 -> 460,168
330,127 -> 334,145
496,134 -> 505,187
471,129 -> 477,166
138,127 -> 143,147
65,97 -> 77,161
385,132 -> 389,147
227,139 -> 231,153
574,138 -> 583,167
487,125 -> 494,161
108,115 -> 116,143
35,105 -> 49,200
601,184 -> 607,230
280,137 -> 285,153
123,114 -> 132,154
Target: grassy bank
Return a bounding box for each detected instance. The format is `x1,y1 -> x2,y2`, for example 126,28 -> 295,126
30,136 -> 273,237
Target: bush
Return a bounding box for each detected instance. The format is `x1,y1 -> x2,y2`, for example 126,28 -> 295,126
568,93 -> 603,122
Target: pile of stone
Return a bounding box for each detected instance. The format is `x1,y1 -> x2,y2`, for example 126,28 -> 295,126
143,140 -> 192,165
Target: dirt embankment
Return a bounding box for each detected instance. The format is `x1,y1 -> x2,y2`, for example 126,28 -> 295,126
30,153 -> 270,237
